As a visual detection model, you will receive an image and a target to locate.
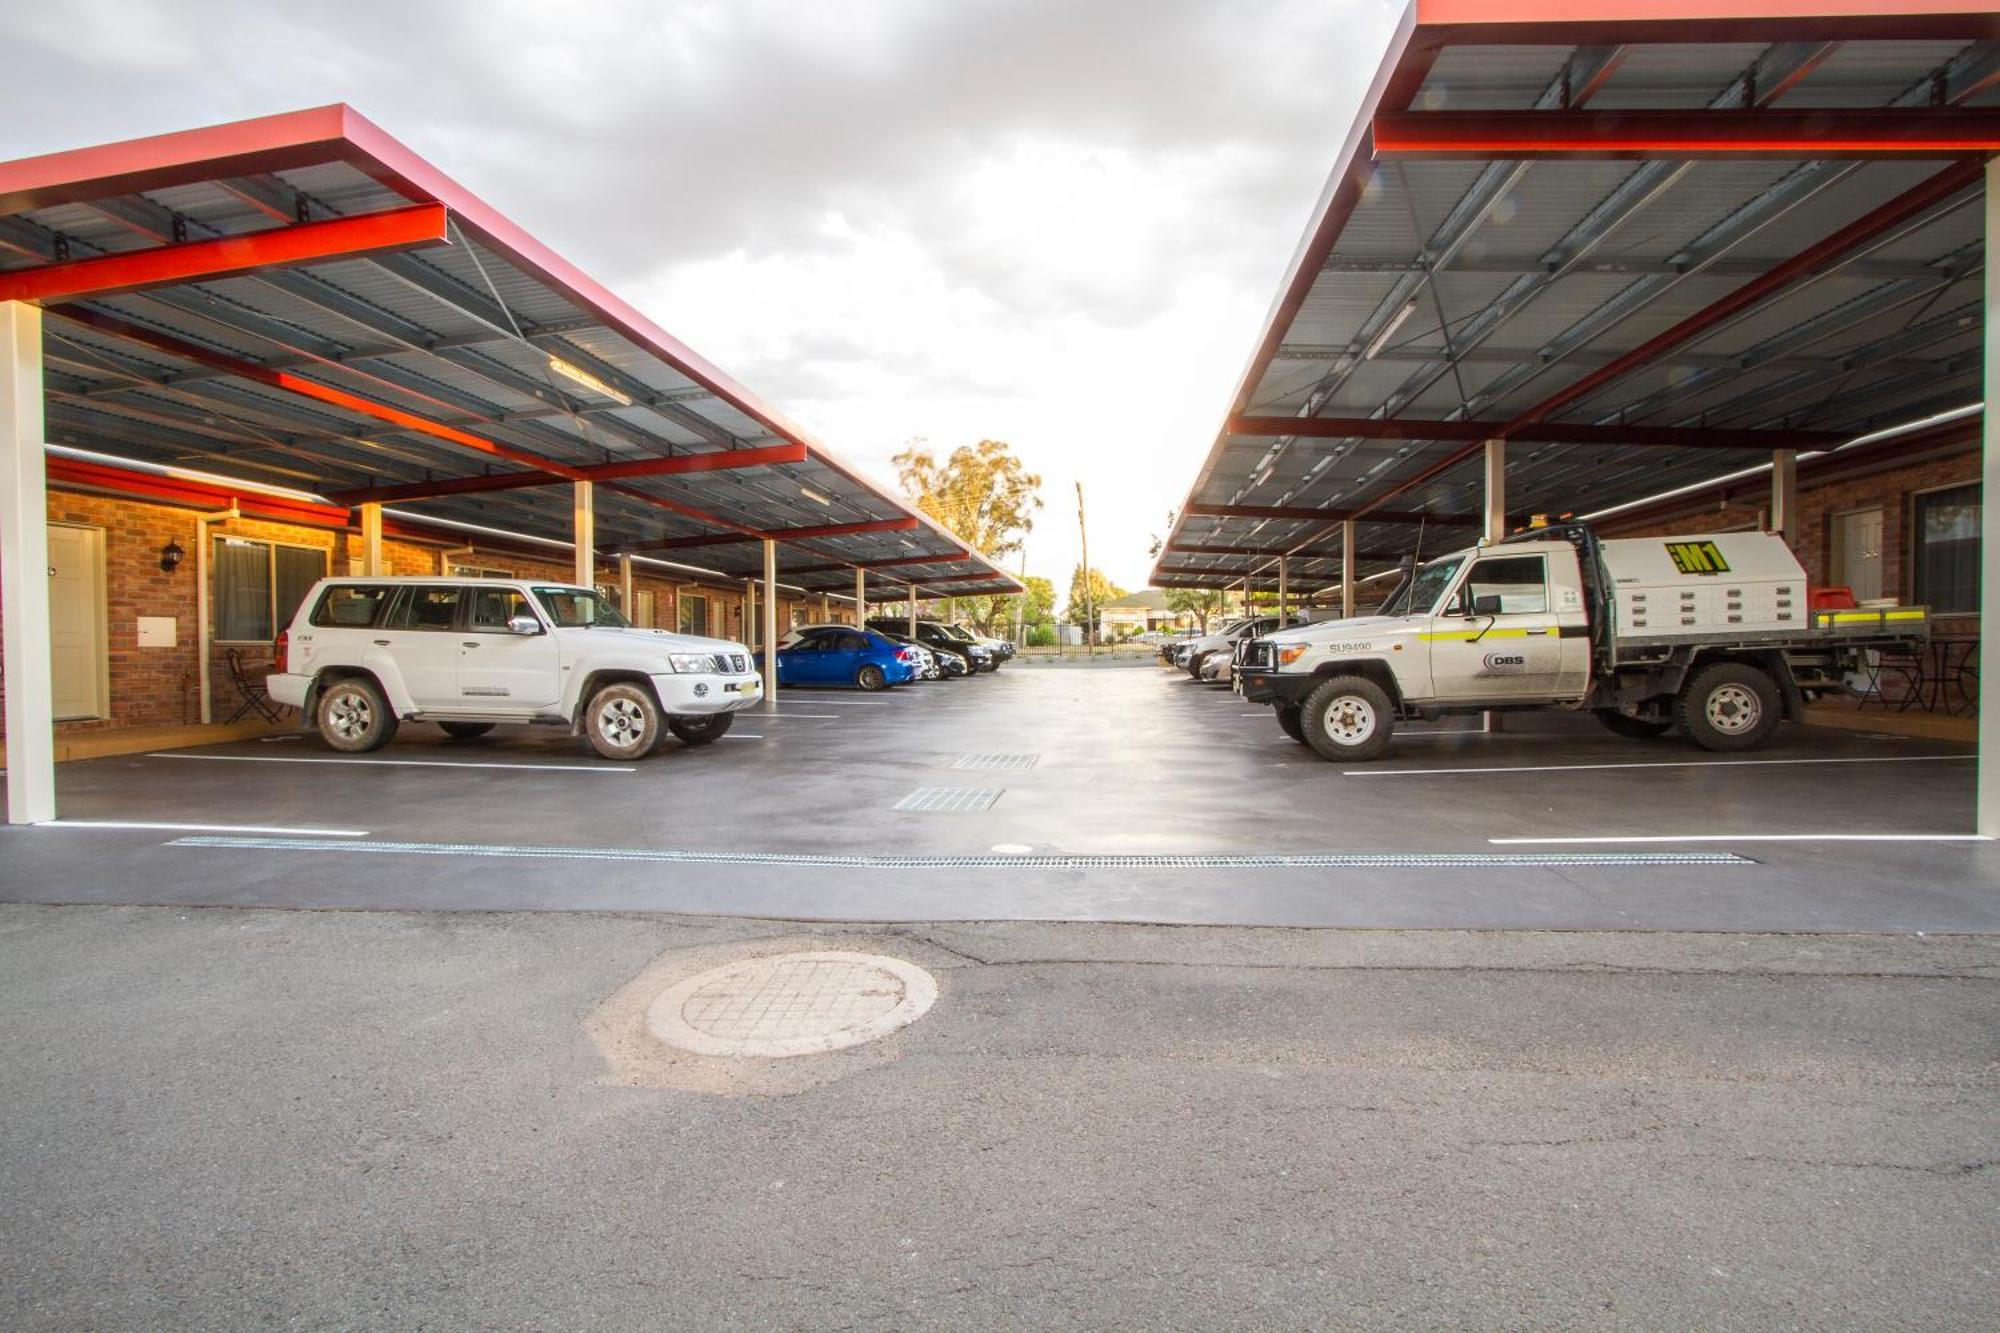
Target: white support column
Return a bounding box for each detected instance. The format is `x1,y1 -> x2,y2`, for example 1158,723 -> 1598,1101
1979,158 -> 1999,839
1483,438 -> 1507,735
618,552 -> 634,616
0,302 -> 54,824
855,567 -> 866,627
1277,556 -> 1289,622
1771,448 -> 1799,544
572,481 -> 595,588
360,502 -> 383,576
819,593 -> 830,623
907,584 -> 917,636
744,579 -> 756,647
761,539 -> 779,702
1341,520 -> 1357,619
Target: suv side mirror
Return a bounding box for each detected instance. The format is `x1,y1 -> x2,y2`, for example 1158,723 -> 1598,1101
507,614 -> 544,636
1471,594 -> 1503,617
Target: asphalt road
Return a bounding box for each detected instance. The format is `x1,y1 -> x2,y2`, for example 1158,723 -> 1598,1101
2,905 -> 1994,1330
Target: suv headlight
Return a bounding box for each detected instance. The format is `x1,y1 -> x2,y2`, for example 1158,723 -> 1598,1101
666,653 -> 712,673
1277,644 -> 1311,667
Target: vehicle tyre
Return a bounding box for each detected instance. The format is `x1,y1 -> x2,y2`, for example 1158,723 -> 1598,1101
317,676 -> 398,753
1676,661 -> 1781,752
1275,702 -> 1308,745
438,721 -> 496,740
1299,675 -> 1395,762
667,713 -> 734,747
856,664 -> 888,692
584,681 -> 662,760
1595,711 -> 1672,740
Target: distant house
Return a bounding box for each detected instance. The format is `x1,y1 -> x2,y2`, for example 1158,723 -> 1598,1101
1098,589 -> 1188,636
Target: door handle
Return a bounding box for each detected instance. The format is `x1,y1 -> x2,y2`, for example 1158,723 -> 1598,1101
373,639 -> 391,646
461,642 -> 480,649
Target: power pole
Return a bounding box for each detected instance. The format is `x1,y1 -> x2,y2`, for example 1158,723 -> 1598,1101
1014,541 -> 1027,647
1075,480 -> 1095,657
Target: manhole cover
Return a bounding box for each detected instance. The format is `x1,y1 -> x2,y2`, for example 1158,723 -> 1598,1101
894,786 -> 1003,812
645,951 -> 938,1058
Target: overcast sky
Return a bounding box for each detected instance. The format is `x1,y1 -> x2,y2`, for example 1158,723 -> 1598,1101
1,0 -> 1402,596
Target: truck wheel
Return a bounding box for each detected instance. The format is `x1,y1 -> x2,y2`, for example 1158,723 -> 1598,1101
438,721 -> 496,740
1677,662 -> 1780,752
317,677 -> 398,753
856,664 -> 888,692
585,682 -> 662,759
1596,712 -> 1672,740
667,713 -> 734,747
1300,675 -> 1394,762
1275,703 -> 1308,745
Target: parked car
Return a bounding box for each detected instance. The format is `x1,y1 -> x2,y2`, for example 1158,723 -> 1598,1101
1179,616 -> 1296,680
867,618 -> 995,673
776,626 -> 922,690
269,577 -> 760,760
870,628 -> 954,679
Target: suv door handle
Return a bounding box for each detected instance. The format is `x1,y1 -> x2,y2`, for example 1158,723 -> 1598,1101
461,641 -> 480,649
373,639 -> 391,646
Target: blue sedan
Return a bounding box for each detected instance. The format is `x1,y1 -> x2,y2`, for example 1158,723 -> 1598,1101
775,627 -> 921,691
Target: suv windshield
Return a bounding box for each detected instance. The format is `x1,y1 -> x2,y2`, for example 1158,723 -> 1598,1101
1381,555 -> 1465,618
943,625 -> 977,642
532,587 -> 630,629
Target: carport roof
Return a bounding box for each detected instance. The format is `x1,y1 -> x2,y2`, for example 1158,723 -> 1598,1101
0,105 -> 1022,598
1151,0 -> 1998,596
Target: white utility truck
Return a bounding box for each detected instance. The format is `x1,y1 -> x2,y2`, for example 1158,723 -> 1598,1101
1235,522 -> 1928,762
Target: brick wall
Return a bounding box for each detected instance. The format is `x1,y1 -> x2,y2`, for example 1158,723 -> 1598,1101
1,486 -> 821,740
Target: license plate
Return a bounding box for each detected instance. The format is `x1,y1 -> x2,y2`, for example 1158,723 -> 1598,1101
737,677 -> 759,693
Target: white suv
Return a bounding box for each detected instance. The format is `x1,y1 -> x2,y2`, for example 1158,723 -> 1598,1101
268,578 -> 761,759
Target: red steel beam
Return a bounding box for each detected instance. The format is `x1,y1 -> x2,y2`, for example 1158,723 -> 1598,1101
1225,413 -> 1842,450
0,204 -> 447,304
1166,543 -> 1403,560
324,442 -> 809,505
47,455 -> 350,528
629,516 -> 922,553
783,554 -> 974,575
1372,107 -> 2000,160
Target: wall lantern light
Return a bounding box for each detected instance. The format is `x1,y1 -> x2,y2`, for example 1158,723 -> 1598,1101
160,540 -> 185,573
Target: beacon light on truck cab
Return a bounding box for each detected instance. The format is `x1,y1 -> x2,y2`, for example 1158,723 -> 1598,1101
1235,522 -> 1929,762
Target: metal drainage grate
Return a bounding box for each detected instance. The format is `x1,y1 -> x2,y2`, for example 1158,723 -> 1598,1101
952,753 -> 1040,771
169,837 -> 1754,869
894,786 -> 1004,813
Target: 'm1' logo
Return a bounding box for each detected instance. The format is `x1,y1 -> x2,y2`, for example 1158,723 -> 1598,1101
1664,540 -> 1731,575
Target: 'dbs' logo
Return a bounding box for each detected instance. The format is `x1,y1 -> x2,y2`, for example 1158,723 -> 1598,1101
1482,652 -> 1526,672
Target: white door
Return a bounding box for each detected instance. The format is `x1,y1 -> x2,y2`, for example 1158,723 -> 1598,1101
457,587 -> 561,710
1427,552 -> 1564,701
48,524 -> 108,720
378,585 -> 465,709
1832,509 -> 1883,601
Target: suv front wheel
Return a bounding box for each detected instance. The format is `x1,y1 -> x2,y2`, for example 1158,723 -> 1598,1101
1300,675 -> 1395,762
317,676 -> 398,753
667,713 -> 734,746
585,682 -> 663,760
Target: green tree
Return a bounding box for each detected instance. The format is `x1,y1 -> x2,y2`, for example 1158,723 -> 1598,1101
894,438 -> 1043,634
1164,586 -> 1228,633
1066,566 -> 1125,629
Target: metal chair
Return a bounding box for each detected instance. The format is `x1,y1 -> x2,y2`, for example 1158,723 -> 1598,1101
224,648 -> 282,723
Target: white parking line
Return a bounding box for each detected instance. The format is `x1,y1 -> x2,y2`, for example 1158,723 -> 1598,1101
148,752 -> 634,774
1345,755 -> 1973,777
721,734 -> 762,740
1492,833 -> 1994,845
749,713 -> 840,720
38,819 -> 371,837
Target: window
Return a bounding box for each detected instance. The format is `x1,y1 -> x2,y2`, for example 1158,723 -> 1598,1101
680,594 -> 710,635
468,587 -> 537,631
1384,555 -> 1464,617
214,537 -> 326,641
836,632 -> 869,651
1461,555 -> 1549,615
532,587 -> 629,628
448,562 -> 512,578
386,586 -> 465,631
310,584 -> 395,629
1913,484 -> 1980,614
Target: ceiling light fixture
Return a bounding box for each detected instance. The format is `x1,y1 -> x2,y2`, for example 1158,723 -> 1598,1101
800,485 -> 832,506
547,356 -> 633,406
1362,301 -> 1418,361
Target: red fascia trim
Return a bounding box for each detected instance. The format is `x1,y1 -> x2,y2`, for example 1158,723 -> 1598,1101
0,204 -> 448,304
325,442 -> 810,505
47,456 -> 351,528
1226,414 -> 1843,450
1373,108 -> 2000,161
1412,0 -> 2000,45
0,104 -> 357,215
